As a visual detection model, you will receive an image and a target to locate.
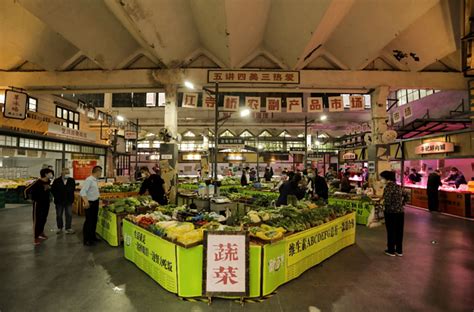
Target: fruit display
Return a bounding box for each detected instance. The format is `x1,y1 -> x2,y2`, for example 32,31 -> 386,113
0,178 -> 35,189
100,183 -> 140,193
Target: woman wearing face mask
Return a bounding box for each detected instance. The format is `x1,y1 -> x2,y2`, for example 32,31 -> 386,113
29,168 -> 54,245
380,170 -> 407,257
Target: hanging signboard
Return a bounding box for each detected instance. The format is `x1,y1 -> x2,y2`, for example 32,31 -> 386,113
245,96 -> 261,112
307,153 -> 324,161
218,138 -> 245,149
266,97 -> 282,113
4,90 -> 28,120
307,97 -> 324,113
349,96 -> 364,111
403,105 -> 413,119
203,231 -> 249,297
415,142 -> 454,155
203,94 -> 215,110
208,70 -> 299,84
182,93 -> 198,108
328,96 -> 344,112
286,98 -> 302,113
124,130 -> 137,140
342,152 -> 357,160
290,147 -> 305,154
392,111 -> 402,123
223,96 -> 239,112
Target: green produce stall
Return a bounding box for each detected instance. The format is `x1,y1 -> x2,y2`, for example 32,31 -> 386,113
96,206 -> 122,246
328,198 -> 374,225
96,196 -> 159,246
122,212 -> 356,298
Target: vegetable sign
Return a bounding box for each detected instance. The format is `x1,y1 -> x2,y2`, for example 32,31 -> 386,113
203,231 -> 249,297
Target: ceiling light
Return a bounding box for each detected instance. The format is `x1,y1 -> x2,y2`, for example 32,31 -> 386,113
240,108 -> 251,117
116,115 -> 125,122
184,81 -> 195,90
320,115 -> 327,121
258,144 -> 264,150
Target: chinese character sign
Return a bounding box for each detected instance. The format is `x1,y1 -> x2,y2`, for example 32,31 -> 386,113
349,96 -> 364,111
266,97 -> 281,112
208,70 -> 299,84
286,97 -> 302,113
392,111 -> 401,123
328,96 -> 344,112
204,232 -> 248,296
182,93 -> 198,108
307,97 -> 323,112
403,105 -> 413,119
223,96 -> 239,112
203,93 -> 215,110
4,90 -> 27,120
245,97 -> 261,112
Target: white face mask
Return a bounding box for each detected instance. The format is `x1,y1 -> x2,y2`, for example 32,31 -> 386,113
380,178 -> 387,185
47,173 -> 54,180
64,174 -> 70,179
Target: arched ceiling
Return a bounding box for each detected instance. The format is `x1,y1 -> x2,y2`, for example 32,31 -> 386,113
0,0 -> 462,73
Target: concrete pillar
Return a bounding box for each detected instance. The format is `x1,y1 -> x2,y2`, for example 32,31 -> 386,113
368,86 -> 391,194
104,93 -> 112,111
162,84 -> 178,204
164,84 -> 178,139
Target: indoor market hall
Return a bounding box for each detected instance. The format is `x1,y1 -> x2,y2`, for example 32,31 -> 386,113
0,0 -> 473,311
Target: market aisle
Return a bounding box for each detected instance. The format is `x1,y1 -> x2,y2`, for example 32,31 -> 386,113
0,205 -> 472,312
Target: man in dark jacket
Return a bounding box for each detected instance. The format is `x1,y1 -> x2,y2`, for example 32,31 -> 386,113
311,169 -> 329,202
139,167 -> 168,205
51,168 -> 76,234
427,170 -> 442,212
29,168 -> 54,246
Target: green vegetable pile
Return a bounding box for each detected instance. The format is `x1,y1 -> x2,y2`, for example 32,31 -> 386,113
104,195 -> 158,214
241,204 -> 354,233
100,183 -> 140,193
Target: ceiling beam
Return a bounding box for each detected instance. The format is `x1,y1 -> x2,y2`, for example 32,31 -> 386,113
0,69 -> 467,91
294,0 -> 355,70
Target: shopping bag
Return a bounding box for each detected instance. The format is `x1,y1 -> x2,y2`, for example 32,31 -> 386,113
367,206 -> 382,228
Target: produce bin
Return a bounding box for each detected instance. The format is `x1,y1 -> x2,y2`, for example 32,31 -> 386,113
122,212 -> 356,299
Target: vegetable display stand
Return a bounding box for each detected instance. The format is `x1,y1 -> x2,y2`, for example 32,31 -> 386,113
122,212 -> 356,299
100,191 -> 139,200
96,206 -> 124,246
328,198 -> 373,225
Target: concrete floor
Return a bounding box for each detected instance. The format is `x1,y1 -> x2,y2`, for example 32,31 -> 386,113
0,204 -> 472,312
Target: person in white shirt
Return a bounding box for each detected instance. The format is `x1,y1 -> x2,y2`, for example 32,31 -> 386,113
79,166 -> 102,246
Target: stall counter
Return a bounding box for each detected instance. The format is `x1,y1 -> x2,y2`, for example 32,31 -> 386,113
403,184 -> 473,218
122,212 -> 356,299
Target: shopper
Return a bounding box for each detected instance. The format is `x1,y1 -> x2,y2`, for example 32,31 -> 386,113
249,168 -> 257,182
264,168 -> 272,182
80,166 -> 102,246
362,167 -> 369,182
139,166 -> 168,205
407,168 -> 422,184
276,173 -> 303,206
340,172 -> 352,193
325,167 -> 336,182
380,170 -> 406,257
51,168 -> 76,234
311,169 -> 329,202
241,169 -> 248,186
427,169 -> 442,212
29,168 -> 54,246
443,167 -> 467,188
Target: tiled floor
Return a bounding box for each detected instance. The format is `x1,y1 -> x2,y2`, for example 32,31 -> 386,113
0,204 -> 472,312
